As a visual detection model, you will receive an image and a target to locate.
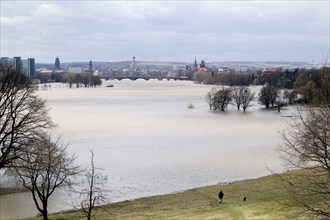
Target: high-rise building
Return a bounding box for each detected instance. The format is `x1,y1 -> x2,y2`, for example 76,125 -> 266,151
0,57 -> 16,69
55,57 -> 60,70
21,59 -> 30,76
14,56 -> 22,72
28,58 -> 35,77
1,56 -> 35,77
89,60 -> 93,73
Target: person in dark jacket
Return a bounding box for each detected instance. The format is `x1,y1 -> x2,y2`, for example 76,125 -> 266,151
218,190 -> 224,204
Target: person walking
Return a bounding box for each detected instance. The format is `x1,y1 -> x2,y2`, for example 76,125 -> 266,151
218,190 -> 224,204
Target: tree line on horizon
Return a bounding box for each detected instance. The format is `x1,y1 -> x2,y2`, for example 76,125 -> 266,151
36,71 -> 102,88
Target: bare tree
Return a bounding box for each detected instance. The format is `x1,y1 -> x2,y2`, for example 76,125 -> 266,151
209,86 -> 232,111
80,149 -> 107,220
10,133 -> 79,220
232,87 -> 244,110
231,86 -> 254,112
205,88 -> 216,110
241,88 -> 255,112
279,103 -> 330,218
0,65 -> 54,169
283,89 -> 297,104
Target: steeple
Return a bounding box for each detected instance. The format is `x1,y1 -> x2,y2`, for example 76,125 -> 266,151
194,57 -> 198,68
130,56 -> 137,76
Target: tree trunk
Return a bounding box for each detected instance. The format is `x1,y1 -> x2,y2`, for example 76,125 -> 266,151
42,199 -> 48,219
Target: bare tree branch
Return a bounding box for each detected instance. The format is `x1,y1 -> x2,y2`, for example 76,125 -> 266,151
9,133 -> 79,220
0,65 -> 54,169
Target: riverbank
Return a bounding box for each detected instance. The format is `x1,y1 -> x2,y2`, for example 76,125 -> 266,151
30,169 -> 317,220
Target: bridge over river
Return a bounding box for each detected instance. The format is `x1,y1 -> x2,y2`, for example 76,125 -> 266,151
110,76 -> 191,81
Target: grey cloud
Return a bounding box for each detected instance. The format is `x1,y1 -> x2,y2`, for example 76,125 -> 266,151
1,1 -> 329,63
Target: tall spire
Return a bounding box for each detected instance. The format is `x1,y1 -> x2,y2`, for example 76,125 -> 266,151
130,56 -> 137,76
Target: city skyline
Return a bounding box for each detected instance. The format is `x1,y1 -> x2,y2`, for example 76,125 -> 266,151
1,1 -> 329,63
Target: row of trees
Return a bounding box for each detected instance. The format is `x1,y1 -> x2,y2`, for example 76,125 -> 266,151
36,71 -> 102,88
206,86 -> 255,112
206,84 -> 288,112
0,65 -> 105,219
195,67 -> 329,104
206,67 -> 330,112
194,71 -> 253,86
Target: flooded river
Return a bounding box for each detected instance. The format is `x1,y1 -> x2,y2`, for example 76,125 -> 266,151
0,80 -> 292,219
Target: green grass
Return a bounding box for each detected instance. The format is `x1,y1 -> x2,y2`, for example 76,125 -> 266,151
31,170 -> 321,220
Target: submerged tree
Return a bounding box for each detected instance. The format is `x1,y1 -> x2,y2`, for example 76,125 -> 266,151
211,86 -> 232,111
241,88 -> 255,112
231,86 -> 255,112
10,134 -> 79,220
206,86 -> 233,111
205,87 -> 216,110
258,84 -> 279,108
279,102 -> 330,218
283,89 -> 297,104
0,65 -> 54,169
232,87 -> 244,110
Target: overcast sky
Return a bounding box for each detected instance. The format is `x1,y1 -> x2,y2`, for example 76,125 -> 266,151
1,1 -> 329,63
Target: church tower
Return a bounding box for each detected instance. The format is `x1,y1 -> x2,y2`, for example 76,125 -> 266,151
130,56 -> 137,76
194,58 -> 198,69
200,59 -> 206,68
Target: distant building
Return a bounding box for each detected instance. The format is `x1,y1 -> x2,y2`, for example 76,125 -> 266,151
68,67 -> 83,73
0,56 -> 35,77
89,60 -> 93,73
21,59 -> 30,76
234,66 -> 249,72
130,56 -> 137,76
55,57 -> 60,70
194,58 -> 198,69
218,67 -> 230,73
261,68 -> 278,74
0,57 -> 16,69
194,58 -> 210,72
200,60 -> 206,68
28,58 -> 35,77
14,56 -> 22,72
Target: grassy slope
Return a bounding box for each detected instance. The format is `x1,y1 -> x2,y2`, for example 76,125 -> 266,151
34,170 -> 316,220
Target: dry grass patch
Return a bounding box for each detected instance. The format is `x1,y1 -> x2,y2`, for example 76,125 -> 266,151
29,170 -> 323,220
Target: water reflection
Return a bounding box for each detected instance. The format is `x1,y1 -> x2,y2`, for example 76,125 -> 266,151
0,80 -> 291,219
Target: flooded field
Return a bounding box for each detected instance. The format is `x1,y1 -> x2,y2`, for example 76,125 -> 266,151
0,80 -> 293,219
